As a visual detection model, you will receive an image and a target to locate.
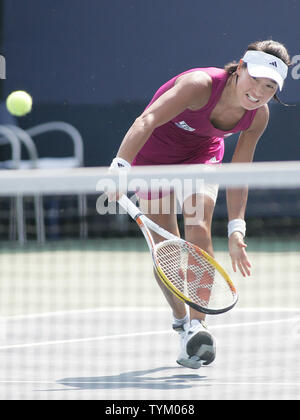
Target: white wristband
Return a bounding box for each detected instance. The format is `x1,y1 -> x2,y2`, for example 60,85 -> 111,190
108,157 -> 131,198
228,219 -> 246,238
110,157 -> 131,169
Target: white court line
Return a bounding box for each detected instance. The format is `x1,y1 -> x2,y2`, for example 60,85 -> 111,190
4,307 -> 172,321
4,306 -> 300,321
0,317 -> 298,352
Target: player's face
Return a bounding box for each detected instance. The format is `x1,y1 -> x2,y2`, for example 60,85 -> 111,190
236,65 -> 278,110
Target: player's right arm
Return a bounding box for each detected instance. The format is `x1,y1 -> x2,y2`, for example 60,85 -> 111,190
115,72 -> 212,163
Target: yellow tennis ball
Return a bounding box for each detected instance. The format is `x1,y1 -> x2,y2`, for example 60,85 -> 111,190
6,90 -> 33,117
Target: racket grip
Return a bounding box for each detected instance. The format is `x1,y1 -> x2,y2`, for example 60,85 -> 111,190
118,195 -> 141,219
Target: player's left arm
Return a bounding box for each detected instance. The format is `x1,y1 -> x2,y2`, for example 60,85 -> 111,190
227,104 -> 270,277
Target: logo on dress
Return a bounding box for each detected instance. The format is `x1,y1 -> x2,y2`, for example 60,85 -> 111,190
175,121 -> 196,132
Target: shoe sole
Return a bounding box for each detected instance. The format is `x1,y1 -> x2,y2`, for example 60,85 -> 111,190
177,331 -> 216,369
176,355 -> 204,369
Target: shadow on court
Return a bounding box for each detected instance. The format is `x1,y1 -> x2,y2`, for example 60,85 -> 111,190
55,366 -> 207,391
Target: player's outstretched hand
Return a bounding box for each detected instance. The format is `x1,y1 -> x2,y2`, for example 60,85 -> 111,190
228,232 -> 252,277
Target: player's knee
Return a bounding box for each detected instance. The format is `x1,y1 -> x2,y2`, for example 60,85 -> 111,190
184,220 -> 211,241
193,222 -> 211,237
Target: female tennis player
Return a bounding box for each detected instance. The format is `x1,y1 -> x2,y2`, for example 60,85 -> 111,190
110,39 -> 290,369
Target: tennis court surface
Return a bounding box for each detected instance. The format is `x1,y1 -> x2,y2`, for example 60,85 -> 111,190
0,163 -> 299,400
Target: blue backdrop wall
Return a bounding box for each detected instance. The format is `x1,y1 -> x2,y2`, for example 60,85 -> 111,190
0,0 -> 299,166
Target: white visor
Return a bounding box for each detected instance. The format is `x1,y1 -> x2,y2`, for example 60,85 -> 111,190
242,50 -> 288,91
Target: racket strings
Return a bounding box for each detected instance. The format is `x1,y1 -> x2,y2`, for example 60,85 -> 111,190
155,240 -> 235,310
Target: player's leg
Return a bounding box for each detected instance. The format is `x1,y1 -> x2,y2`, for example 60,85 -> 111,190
176,190 -> 217,368
183,192 -> 216,321
139,191 -> 187,321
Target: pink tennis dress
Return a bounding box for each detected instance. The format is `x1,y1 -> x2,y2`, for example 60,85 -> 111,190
132,67 -> 257,166
132,67 -> 258,202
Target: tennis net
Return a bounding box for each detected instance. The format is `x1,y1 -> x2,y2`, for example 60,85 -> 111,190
0,161 -> 299,400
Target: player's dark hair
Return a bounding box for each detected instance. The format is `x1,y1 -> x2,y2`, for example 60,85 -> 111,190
224,40 -> 292,106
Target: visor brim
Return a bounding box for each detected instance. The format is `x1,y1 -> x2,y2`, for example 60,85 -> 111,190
246,62 -> 283,91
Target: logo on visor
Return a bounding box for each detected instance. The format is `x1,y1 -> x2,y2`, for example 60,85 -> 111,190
269,61 -> 278,67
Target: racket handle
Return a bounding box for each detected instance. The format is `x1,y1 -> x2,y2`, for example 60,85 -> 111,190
118,195 -> 141,219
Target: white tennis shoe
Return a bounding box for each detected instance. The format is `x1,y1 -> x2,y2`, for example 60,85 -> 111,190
174,319 -> 216,369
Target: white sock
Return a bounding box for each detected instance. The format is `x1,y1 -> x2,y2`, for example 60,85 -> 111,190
173,314 -> 189,326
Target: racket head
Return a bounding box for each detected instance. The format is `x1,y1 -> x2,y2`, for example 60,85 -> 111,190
153,238 -> 238,315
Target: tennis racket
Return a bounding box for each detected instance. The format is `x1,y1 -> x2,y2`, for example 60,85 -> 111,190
118,195 -> 238,315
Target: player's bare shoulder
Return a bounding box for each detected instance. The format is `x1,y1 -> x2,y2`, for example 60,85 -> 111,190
175,71 -> 212,110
